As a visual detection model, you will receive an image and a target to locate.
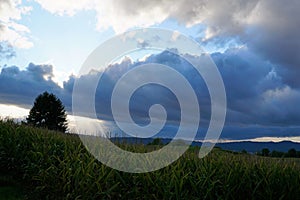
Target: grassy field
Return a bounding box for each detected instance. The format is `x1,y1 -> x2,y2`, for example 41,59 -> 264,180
1,120 -> 300,199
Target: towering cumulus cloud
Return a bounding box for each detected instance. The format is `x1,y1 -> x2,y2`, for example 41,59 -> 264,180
0,63 -> 66,107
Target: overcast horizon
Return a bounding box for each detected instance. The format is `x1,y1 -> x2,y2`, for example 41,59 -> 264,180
1,0 -> 300,143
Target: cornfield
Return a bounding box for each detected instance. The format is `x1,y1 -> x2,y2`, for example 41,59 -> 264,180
1,119 -> 300,199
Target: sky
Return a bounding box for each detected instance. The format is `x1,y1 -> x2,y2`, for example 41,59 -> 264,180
0,0 -> 300,142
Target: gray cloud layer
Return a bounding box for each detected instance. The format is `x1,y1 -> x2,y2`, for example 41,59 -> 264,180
1,0 -> 300,139
1,47 -> 300,139
0,63 -> 67,108
110,0 -> 300,88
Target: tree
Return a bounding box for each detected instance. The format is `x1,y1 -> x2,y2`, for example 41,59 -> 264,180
287,148 -> 297,157
261,148 -> 270,156
27,91 -> 68,132
241,149 -> 248,154
147,138 -> 163,146
271,150 -> 285,158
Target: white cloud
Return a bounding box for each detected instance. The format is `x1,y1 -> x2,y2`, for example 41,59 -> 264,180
171,31 -> 180,41
34,0 -> 93,16
33,0 -> 170,33
30,0 -> 298,47
30,0 -> 259,37
0,0 -> 33,49
2,0 -> 298,53
263,86 -> 292,100
0,24 -> 33,48
93,1 -> 169,33
0,104 -> 29,118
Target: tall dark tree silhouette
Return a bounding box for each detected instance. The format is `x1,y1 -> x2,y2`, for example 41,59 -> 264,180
27,91 -> 68,132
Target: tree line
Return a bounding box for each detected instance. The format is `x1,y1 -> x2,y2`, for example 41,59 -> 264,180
256,148 -> 300,158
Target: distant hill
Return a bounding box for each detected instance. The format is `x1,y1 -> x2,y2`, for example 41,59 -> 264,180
110,137 -> 300,153
214,141 -> 300,153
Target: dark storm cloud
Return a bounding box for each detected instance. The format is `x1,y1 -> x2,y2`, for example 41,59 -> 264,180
0,63 -> 70,108
241,0 -> 300,88
213,49 -> 300,127
69,48 -> 300,129
91,51 -> 210,127
2,48 -> 300,139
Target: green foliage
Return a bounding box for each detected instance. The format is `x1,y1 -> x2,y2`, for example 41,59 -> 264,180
260,148 -> 300,158
241,149 -> 247,154
271,150 -> 285,158
147,138 -> 163,146
287,148 -> 297,157
0,173 -> 24,200
1,120 -> 300,199
26,91 -> 68,132
261,148 -> 270,156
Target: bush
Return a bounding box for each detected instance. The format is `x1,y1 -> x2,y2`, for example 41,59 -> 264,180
147,138 -> 163,145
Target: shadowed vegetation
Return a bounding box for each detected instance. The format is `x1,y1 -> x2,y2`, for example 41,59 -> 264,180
1,119 -> 300,199
26,92 -> 68,133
